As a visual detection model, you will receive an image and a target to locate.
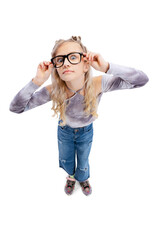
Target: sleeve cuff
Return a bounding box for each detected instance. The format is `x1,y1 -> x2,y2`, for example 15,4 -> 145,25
29,79 -> 41,91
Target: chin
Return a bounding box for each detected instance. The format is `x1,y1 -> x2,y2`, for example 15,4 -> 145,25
62,76 -> 75,82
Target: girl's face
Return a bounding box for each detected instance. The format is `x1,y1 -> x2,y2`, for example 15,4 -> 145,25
55,42 -> 89,82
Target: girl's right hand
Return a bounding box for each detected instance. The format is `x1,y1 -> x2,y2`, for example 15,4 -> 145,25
34,61 -> 54,84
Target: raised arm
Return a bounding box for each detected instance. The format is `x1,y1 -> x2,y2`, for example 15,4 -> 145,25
101,62 -> 149,93
9,79 -> 52,113
9,61 -> 53,113
82,51 -> 149,93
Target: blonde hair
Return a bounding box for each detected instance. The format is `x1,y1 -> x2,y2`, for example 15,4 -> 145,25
50,36 -> 98,127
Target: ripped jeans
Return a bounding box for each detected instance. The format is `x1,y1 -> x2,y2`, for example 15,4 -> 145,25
57,120 -> 93,182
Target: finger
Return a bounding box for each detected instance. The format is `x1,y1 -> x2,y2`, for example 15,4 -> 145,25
39,62 -> 44,69
82,53 -> 89,62
88,53 -> 93,61
39,62 -> 47,70
44,61 -> 53,70
84,52 -> 94,62
83,56 -> 88,61
84,52 -> 90,61
43,61 -> 49,66
87,52 -> 94,61
90,52 -> 97,61
44,62 -> 50,70
49,63 -> 53,68
90,52 -> 98,61
83,52 -> 87,59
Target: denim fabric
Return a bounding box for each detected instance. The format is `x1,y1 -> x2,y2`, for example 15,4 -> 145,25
57,120 -> 93,182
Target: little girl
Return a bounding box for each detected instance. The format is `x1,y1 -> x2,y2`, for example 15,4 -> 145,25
9,36 -> 149,196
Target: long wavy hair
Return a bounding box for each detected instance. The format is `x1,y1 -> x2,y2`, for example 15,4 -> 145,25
50,36 -> 98,127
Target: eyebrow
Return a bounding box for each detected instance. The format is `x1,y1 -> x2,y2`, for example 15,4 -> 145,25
55,51 -> 82,57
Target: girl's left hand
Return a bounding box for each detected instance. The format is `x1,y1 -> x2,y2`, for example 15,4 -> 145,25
83,51 -> 109,73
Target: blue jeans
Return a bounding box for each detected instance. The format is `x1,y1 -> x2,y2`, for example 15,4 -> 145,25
57,120 -> 94,182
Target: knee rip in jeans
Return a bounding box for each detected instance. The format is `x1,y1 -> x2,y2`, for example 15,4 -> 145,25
60,159 -> 66,163
79,167 -> 88,172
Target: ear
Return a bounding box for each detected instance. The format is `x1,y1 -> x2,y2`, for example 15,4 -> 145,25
83,61 -> 90,73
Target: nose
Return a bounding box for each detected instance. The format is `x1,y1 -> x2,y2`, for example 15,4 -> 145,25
63,57 -> 71,66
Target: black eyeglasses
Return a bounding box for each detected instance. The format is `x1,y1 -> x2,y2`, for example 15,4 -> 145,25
51,52 -> 84,68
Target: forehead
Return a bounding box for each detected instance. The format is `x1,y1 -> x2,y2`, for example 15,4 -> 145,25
56,42 -> 83,55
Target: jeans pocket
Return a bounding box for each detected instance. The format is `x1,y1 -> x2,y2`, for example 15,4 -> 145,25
86,125 -> 93,134
58,126 -> 71,142
59,125 -> 66,131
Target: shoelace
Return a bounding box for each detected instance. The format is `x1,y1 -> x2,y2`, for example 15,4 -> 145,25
66,178 -> 75,188
81,181 -> 90,189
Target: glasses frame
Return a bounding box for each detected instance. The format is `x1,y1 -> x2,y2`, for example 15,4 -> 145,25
51,52 -> 85,68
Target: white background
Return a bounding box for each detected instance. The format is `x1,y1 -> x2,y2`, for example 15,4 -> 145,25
0,0 -> 160,239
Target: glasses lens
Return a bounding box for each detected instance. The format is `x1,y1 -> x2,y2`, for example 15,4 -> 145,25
68,53 -> 81,64
52,56 -> 64,68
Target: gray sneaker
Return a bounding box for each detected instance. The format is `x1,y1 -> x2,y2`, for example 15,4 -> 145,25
79,180 -> 92,196
64,176 -> 76,195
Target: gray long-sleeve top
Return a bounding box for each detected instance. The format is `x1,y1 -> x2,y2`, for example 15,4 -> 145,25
9,63 -> 149,128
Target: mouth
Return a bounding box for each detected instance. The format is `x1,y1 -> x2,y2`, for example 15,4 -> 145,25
63,70 -> 74,74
